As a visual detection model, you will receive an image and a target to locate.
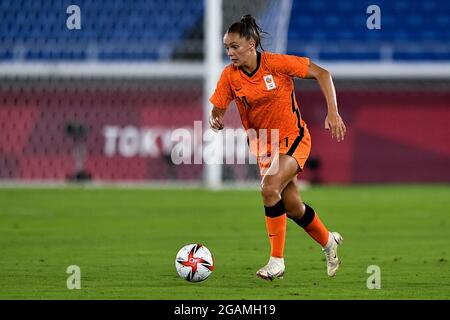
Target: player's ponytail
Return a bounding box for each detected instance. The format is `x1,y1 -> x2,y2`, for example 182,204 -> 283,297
227,14 -> 268,50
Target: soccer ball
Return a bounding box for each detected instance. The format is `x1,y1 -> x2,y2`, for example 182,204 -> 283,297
175,243 -> 214,282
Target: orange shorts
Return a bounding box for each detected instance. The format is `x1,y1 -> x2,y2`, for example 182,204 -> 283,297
257,126 -> 311,175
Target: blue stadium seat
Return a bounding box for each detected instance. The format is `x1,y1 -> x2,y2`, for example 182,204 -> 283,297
0,0 -> 448,62
394,51 -> 450,61
287,0 -> 449,61
0,0 -> 203,61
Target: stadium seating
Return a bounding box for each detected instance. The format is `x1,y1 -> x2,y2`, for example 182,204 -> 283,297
287,0 -> 450,60
0,0 -> 448,62
0,0 -> 203,61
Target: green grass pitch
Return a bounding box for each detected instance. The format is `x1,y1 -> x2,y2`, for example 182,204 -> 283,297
0,185 -> 449,299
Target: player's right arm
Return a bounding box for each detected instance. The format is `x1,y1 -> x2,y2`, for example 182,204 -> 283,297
209,67 -> 233,131
209,106 -> 226,131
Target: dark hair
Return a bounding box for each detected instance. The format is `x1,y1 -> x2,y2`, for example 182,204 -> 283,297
226,14 -> 268,50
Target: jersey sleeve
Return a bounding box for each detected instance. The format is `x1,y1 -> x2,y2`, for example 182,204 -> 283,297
268,53 -> 310,78
209,67 -> 233,109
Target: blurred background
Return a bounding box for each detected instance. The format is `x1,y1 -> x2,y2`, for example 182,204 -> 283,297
0,0 -> 449,186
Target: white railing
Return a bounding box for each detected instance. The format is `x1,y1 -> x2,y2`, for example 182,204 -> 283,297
1,61 -> 449,79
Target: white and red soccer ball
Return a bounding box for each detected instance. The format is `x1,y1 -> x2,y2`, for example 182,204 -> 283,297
175,243 -> 214,282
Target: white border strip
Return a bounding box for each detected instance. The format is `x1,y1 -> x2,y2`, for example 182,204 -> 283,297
0,62 -> 449,79
0,179 -> 265,190
0,62 -> 205,78
322,62 -> 450,79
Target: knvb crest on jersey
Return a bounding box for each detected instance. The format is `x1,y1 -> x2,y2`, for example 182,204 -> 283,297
263,75 -> 276,90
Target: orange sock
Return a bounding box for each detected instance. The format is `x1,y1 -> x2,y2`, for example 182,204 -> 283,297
265,214 -> 287,258
293,203 -> 330,247
304,213 -> 329,247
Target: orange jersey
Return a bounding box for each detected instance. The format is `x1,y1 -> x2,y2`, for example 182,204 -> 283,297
209,51 -> 310,140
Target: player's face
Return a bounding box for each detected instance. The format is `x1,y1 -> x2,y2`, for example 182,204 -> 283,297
223,33 -> 255,67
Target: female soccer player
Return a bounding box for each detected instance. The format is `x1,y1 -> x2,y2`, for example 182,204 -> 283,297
209,15 -> 346,280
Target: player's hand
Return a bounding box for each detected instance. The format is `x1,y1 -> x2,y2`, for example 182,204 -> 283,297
325,112 -> 346,142
209,115 -> 224,132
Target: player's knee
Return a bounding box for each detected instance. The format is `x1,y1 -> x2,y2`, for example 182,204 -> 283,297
286,202 -> 306,220
300,202 -> 306,215
285,209 -> 296,220
260,182 -> 281,205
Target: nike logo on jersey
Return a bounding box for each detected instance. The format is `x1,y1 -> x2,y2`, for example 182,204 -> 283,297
263,74 -> 276,90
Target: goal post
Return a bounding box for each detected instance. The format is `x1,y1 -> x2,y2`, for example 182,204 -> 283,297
204,0 -> 223,189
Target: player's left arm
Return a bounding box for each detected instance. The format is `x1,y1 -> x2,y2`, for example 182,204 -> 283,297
305,62 -> 346,142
